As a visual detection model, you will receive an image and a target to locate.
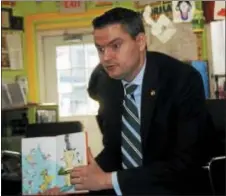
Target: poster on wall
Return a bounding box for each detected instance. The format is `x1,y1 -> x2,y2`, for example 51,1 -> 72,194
172,1 -> 196,23
6,32 -> 24,70
150,1 -> 173,21
210,20 -> 225,75
2,31 -> 11,69
135,1 -> 173,21
1,31 -> 23,70
214,1 -> 226,20
190,61 -> 210,99
143,5 -> 176,44
148,22 -> 198,61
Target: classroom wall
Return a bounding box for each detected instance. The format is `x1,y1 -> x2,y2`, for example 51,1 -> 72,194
2,1 -> 134,102
2,1 -> 206,102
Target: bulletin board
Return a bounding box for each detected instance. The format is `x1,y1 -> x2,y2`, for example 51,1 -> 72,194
147,23 -> 198,61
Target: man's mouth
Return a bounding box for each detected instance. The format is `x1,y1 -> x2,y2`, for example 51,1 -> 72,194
105,65 -> 116,71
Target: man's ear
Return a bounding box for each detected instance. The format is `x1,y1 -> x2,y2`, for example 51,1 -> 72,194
136,33 -> 147,52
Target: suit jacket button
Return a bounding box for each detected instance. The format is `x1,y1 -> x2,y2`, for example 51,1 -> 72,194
150,90 -> 155,96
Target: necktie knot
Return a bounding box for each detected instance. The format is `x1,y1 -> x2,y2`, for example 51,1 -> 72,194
125,84 -> 138,95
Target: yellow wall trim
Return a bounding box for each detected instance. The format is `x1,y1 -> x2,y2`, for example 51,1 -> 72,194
27,9 -> 110,21
25,16 -> 37,103
36,20 -> 91,31
25,9 -> 109,102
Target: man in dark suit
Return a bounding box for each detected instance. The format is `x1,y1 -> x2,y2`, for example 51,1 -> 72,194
70,7 -> 211,195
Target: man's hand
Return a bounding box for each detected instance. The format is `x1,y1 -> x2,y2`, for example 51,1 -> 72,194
70,148 -> 113,191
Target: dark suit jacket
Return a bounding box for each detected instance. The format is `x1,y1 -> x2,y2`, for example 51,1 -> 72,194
87,64 -> 114,133
89,52 -> 212,195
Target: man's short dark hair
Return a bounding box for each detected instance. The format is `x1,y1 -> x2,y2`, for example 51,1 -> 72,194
92,7 -> 145,39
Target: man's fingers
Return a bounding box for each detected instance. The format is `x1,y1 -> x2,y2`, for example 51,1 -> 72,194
70,169 -> 81,178
71,176 -> 83,185
72,166 -> 85,171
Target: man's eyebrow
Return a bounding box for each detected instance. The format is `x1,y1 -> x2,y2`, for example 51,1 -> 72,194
95,38 -> 122,48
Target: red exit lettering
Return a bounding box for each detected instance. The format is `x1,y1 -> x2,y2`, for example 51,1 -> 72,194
64,1 -> 81,8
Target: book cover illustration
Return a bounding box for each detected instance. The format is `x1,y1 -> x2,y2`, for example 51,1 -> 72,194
22,132 -> 87,195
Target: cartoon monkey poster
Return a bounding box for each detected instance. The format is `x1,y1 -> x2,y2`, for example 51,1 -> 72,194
172,1 -> 196,23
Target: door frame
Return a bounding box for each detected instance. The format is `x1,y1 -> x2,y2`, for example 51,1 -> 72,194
25,9 -> 109,102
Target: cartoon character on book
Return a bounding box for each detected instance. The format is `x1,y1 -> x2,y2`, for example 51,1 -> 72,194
75,151 -> 82,164
58,134 -> 78,187
39,169 -> 54,192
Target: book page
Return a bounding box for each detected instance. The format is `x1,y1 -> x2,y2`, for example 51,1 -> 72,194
22,137 -> 56,195
56,132 -> 87,193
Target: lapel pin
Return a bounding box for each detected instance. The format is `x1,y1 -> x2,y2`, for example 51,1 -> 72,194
150,90 -> 155,96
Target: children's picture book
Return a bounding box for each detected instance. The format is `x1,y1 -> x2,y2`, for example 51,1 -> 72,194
22,132 -> 88,195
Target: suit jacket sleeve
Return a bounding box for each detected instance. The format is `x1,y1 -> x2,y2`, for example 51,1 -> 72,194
95,117 -> 122,172
91,129 -> 120,196
116,68 -> 209,194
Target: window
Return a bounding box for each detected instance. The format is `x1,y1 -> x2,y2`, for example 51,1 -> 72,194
56,43 -> 99,117
40,31 -> 100,118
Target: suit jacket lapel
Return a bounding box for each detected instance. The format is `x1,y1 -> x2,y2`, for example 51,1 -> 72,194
140,52 -> 160,149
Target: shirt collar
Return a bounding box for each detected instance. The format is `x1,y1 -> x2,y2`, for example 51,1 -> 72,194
122,58 -> 146,87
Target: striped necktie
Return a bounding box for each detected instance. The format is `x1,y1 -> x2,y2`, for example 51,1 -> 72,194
121,84 -> 142,169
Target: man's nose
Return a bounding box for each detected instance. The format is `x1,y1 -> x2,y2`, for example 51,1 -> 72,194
103,48 -> 114,61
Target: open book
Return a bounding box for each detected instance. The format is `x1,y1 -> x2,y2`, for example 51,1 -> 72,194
22,132 -> 88,195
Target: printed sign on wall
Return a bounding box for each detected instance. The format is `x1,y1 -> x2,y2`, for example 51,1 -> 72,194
59,1 -> 86,14
135,1 -> 173,21
172,1 -> 196,23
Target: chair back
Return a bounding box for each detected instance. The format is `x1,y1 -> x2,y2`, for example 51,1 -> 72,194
206,99 -> 225,157
209,156 -> 226,195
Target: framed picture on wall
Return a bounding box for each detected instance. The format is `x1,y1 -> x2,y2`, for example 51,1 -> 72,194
11,16 -> 24,31
1,8 -> 12,29
1,31 -> 24,70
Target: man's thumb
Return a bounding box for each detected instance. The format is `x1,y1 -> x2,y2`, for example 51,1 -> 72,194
87,147 -> 95,164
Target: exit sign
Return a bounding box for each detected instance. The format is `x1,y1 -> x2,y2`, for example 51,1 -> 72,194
59,1 -> 86,14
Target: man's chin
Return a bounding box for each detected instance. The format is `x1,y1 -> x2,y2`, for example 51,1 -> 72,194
108,72 -> 124,80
